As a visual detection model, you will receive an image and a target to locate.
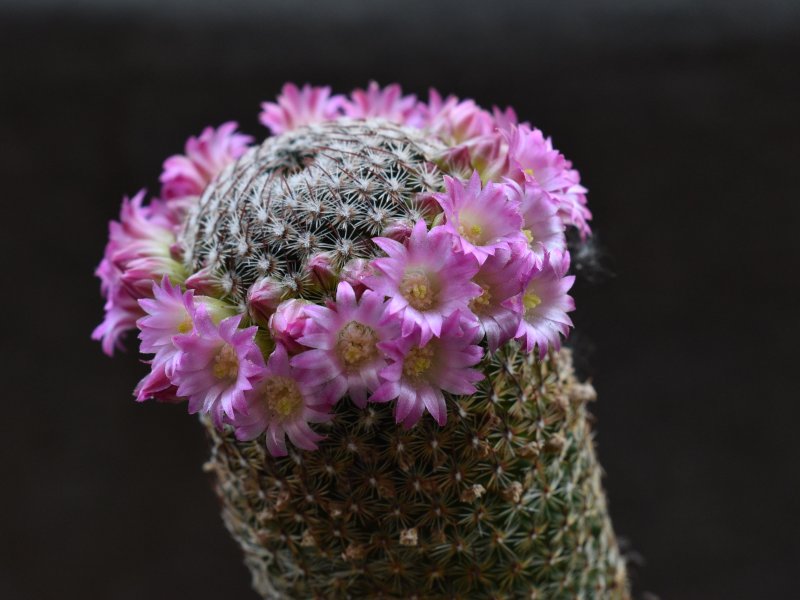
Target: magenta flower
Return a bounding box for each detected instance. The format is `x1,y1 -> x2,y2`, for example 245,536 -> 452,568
291,282 -> 399,407
371,313 -> 484,428
434,171 -> 524,264
160,121 -> 253,204
422,89 -> 495,144
92,190 -> 186,355
507,181 -> 567,265
506,125 -> 592,236
515,251 -> 576,358
172,307 -> 266,427
233,344 -> 331,457
259,83 -> 346,135
269,299 -> 313,354
468,245 -> 531,352
365,220 -> 481,345
343,81 -> 423,126
134,358 -> 182,404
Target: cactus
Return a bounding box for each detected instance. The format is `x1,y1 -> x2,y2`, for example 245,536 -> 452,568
205,347 -> 627,599
93,83 -> 629,598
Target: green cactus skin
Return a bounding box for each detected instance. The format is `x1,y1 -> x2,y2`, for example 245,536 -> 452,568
189,119 -> 629,597
203,348 -> 628,599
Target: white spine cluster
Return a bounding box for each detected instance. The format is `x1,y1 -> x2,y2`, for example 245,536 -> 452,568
181,119 -> 446,304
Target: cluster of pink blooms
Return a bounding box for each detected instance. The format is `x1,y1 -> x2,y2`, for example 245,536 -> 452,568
94,82 -> 588,457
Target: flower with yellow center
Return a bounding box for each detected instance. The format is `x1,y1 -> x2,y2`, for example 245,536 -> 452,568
523,292 -> 542,313
399,270 -> 437,311
261,375 -> 304,422
402,344 -> 435,379
336,321 -> 378,368
212,344 -> 240,380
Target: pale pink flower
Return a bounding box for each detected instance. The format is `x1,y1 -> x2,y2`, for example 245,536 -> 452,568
340,258 -> 375,298
246,277 -> 287,327
259,83 -> 346,135
343,81 -> 423,126
506,125 -> 592,236
507,180 -> 567,265
291,282 -> 399,407
134,277 -> 234,402
422,89 -> 495,143
269,299 -> 313,354
172,307 -> 266,427
233,344 -> 331,457
365,220 -> 481,345
160,122 -> 253,205
515,251 -> 576,358
467,244 -> 531,351
92,190 -> 185,355
371,313 -> 484,428
434,171 -> 524,264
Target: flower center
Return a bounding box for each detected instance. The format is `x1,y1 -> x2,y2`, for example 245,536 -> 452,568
336,321 -> 378,368
523,292 -> 542,312
458,222 -> 484,245
522,228 -> 534,244
212,344 -> 239,380
400,270 -> 437,311
403,344 -> 435,379
469,284 -> 492,315
177,317 -> 193,334
262,376 -> 303,421
524,167 -> 536,179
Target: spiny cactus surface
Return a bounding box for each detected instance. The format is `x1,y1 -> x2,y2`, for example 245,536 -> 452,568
205,348 -> 628,599
181,119 -> 445,305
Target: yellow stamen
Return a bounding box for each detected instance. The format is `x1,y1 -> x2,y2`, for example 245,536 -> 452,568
262,376 -> 303,421
524,167 -> 535,178
523,293 -> 542,311
212,344 -> 239,380
177,317 -> 193,334
522,228 -> 534,244
400,270 -> 436,311
336,321 -> 378,368
403,345 -> 435,379
469,285 -> 492,315
458,223 -> 484,245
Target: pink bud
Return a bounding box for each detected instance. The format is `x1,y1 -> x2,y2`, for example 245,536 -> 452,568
247,277 -> 286,326
184,266 -> 225,297
306,252 -> 338,291
381,222 -> 414,244
269,299 -> 312,354
340,258 -> 375,298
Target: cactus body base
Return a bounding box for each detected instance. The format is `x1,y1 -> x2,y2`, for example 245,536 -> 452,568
203,348 -> 629,599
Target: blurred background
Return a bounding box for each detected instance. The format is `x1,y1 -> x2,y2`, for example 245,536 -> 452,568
1,1 -> 798,598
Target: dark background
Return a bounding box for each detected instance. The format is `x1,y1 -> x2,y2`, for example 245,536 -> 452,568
1,1 -> 798,598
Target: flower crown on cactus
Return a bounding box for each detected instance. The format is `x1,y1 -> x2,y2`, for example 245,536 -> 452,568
94,82 -> 590,458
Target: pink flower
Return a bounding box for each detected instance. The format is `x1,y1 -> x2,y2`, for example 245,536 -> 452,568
233,344 -> 331,457
92,258 -> 142,355
506,125 -> 592,236
259,83 -> 346,135
343,81 -> 423,126
92,190 -> 186,355
269,299 -> 313,354
160,121 -> 253,204
468,245 -> 531,351
371,313 -> 484,428
515,251 -> 576,358
291,282 -> 399,408
172,307 -> 266,427
434,172 -> 524,264
134,277 -> 234,402
507,181 -> 567,265
365,220 -> 481,345
422,89 -> 495,144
